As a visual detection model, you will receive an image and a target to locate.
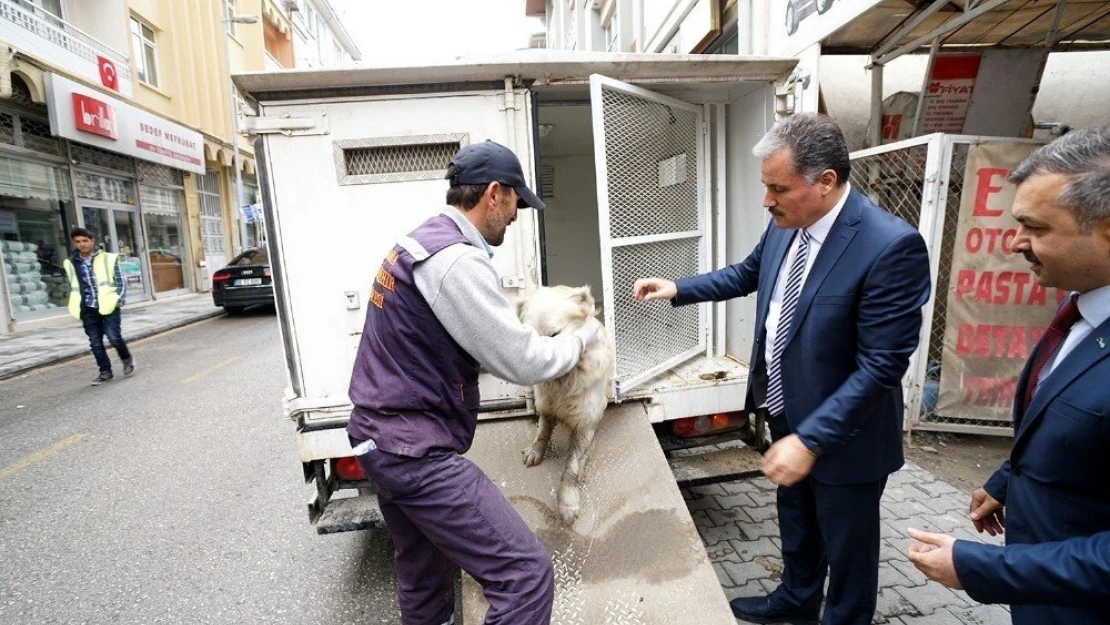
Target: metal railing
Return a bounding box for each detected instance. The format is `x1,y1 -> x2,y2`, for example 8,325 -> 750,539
850,133 -> 1044,436
0,0 -> 132,82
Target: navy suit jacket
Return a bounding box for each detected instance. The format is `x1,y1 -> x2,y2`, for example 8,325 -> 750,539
954,312 -> 1110,625
674,188 -> 931,484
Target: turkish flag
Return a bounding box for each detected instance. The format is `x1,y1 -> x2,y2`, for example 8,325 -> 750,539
98,56 -> 118,91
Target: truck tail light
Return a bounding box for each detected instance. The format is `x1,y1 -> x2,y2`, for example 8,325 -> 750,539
671,411 -> 746,438
334,457 -> 365,481
263,267 -> 272,277
212,270 -> 231,283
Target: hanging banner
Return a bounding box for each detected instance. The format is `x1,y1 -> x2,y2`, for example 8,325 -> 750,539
937,141 -> 1063,421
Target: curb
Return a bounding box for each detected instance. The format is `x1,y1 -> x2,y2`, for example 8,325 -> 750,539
0,310 -> 225,381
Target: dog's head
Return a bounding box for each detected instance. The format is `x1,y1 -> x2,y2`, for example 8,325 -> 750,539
517,285 -> 597,336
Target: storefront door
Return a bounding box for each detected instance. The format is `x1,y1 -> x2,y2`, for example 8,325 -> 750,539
81,203 -> 149,302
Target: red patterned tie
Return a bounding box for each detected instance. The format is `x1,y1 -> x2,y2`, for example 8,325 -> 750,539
1022,294 -> 1081,413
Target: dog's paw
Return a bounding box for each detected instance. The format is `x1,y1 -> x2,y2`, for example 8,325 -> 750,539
522,442 -> 547,467
558,485 -> 580,525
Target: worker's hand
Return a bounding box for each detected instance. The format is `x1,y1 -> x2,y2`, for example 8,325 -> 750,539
573,319 -> 602,351
907,528 -> 963,590
969,487 -> 1005,536
632,278 -> 677,302
760,434 -> 816,487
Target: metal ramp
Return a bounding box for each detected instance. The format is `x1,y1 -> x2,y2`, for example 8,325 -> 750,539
461,402 -> 735,624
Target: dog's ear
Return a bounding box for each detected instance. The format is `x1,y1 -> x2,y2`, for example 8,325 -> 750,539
572,286 -> 592,304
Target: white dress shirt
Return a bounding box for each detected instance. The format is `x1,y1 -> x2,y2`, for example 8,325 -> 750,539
764,183 -> 851,369
1040,283 -> 1110,384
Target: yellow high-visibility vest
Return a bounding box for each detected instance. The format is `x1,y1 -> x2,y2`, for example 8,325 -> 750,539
63,252 -> 121,319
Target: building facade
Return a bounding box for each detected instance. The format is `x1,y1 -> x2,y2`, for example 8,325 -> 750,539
529,0 -> 737,57
0,0 -> 359,334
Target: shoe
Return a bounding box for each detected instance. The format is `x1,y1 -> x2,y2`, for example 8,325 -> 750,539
92,371 -> 114,386
123,358 -> 135,376
729,595 -> 819,625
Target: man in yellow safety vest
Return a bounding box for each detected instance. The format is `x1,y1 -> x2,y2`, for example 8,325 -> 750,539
62,227 -> 135,385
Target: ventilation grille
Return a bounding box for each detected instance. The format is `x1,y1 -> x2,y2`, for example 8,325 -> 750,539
71,142 -> 134,173
540,164 -> 555,198
137,161 -> 184,187
333,134 -> 468,185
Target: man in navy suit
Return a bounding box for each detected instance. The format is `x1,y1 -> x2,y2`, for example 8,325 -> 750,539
634,113 -> 931,625
907,126 -> 1110,625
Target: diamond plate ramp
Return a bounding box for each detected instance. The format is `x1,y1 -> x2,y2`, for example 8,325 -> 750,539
462,403 -> 735,624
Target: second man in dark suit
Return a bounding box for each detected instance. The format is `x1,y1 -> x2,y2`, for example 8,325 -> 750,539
634,113 -> 931,625
907,126 -> 1110,625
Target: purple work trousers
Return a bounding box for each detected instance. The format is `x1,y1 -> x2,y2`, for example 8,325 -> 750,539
354,445 -> 554,625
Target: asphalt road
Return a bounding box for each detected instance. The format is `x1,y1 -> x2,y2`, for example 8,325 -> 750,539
0,309 -> 402,624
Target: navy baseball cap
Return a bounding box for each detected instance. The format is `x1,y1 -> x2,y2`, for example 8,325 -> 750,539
448,140 -> 545,210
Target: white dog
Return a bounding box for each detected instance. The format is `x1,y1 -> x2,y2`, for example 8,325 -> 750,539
517,285 -> 614,525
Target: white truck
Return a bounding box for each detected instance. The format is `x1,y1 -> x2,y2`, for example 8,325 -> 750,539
235,51 -> 799,622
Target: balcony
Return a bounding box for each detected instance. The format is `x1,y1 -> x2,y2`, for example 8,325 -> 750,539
0,0 -> 133,97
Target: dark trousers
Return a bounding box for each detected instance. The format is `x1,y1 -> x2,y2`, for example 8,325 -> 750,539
80,307 -> 131,373
769,421 -> 887,625
354,445 -> 554,625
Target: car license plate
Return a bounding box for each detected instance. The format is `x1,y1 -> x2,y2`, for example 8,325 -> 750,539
235,278 -> 262,286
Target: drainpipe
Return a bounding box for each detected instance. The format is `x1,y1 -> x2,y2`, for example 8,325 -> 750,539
0,44 -> 14,99
0,45 -> 12,332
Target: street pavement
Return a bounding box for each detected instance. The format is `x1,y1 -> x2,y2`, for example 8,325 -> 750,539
0,299 -> 1015,624
687,466 -> 1011,624
0,293 -> 224,381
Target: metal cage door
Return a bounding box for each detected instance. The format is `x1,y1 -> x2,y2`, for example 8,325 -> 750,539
589,74 -> 709,399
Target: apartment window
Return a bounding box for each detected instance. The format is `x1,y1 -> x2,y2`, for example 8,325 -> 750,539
304,3 -> 316,37
564,0 -> 577,50
224,0 -> 239,37
130,17 -> 159,87
316,14 -> 326,57
604,2 -> 620,52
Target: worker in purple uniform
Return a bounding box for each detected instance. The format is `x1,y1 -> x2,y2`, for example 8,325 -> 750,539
347,140 -> 599,625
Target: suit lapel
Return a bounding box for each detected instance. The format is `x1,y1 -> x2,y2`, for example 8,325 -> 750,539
783,191 -> 862,349
1015,317 -> 1110,447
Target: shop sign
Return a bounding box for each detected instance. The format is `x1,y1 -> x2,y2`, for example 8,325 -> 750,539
45,74 -> 204,175
72,93 -> 118,140
937,142 -> 1058,419
769,0 -> 886,57
918,54 -> 981,135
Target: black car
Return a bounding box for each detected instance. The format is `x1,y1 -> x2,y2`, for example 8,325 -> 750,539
211,248 -> 273,314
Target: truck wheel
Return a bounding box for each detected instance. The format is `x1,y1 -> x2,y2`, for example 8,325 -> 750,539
786,4 -> 798,35
816,0 -> 834,15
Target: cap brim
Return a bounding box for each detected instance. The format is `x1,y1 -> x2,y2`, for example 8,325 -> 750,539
514,185 -> 545,210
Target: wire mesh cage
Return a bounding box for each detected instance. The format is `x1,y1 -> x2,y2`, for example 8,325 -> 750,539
850,136 -> 1023,435
595,83 -> 704,390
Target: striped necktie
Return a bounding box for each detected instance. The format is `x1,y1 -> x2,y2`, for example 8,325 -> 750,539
767,229 -> 811,418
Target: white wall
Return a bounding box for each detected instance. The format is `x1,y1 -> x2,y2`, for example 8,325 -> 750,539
541,155 -> 604,297
67,0 -> 130,56
722,88 -> 774,362
820,51 -> 1110,150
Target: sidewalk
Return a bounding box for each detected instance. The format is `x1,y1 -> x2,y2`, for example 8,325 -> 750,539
685,461 -> 1011,624
0,293 -> 224,380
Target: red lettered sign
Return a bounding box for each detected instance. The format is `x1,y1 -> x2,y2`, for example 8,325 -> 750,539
72,93 -> 118,140
937,142 -> 1060,419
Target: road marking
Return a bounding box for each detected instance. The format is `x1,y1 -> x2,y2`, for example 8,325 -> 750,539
181,356 -> 239,384
0,433 -> 87,480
